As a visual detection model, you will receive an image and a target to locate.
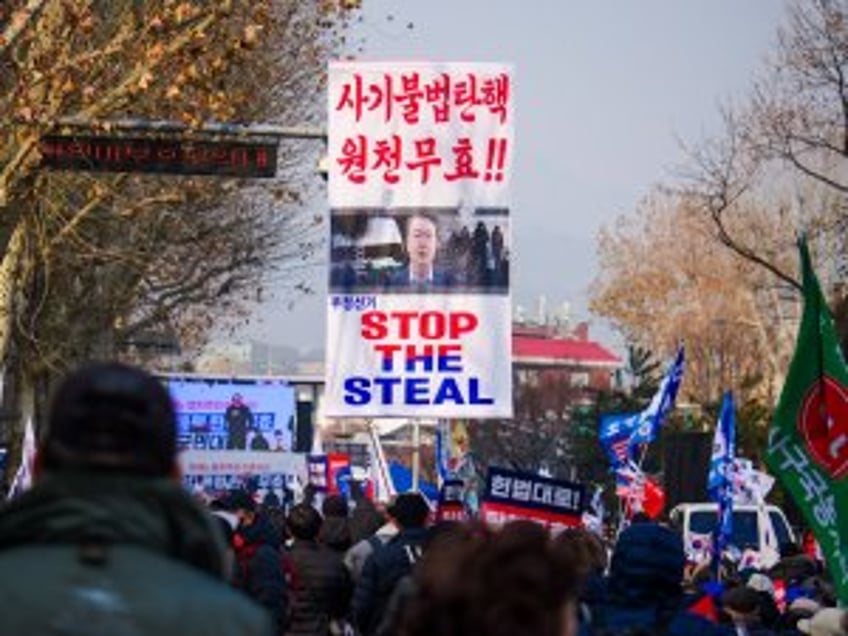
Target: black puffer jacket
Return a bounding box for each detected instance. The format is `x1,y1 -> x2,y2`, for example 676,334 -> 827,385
234,514 -> 287,632
284,539 -> 352,636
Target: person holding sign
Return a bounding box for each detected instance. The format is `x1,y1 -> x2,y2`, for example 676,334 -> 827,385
387,212 -> 456,290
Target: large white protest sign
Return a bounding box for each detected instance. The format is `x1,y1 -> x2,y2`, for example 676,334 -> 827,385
325,62 -> 514,418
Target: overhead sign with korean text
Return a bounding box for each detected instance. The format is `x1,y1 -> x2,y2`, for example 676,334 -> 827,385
40,135 -> 278,177
325,62 -> 514,418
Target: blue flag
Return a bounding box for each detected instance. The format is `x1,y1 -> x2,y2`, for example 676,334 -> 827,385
599,412 -> 640,467
708,391 -> 735,564
599,345 -> 686,471
629,344 -> 685,446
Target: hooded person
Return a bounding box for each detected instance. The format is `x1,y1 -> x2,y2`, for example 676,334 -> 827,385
344,502 -> 395,584
586,521 -> 724,636
769,543 -> 819,586
0,362 -> 272,636
347,489 -> 386,545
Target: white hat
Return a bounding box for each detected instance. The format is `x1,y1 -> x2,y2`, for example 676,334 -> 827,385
747,573 -> 775,597
797,608 -> 846,636
789,598 -> 822,616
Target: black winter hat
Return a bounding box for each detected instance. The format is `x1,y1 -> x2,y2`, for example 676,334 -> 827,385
322,493 -> 349,517
722,585 -> 762,616
387,492 -> 430,529
42,362 -> 177,476
223,489 -> 256,513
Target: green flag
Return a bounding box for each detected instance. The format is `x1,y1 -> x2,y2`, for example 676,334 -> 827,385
765,239 -> 848,603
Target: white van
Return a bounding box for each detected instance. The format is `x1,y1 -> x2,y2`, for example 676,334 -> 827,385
668,502 -> 795,568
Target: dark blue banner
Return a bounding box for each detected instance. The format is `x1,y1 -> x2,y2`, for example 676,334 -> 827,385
484,466 -> 585,517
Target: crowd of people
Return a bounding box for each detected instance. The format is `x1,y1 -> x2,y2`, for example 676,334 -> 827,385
0,362 -> 844,636
441,219 -> 510,290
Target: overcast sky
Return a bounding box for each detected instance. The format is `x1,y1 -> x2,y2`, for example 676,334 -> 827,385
240,0 -> 788,355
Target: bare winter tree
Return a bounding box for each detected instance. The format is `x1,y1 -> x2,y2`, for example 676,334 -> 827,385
0,0 -> 360,475
470,369 -> 586,479
684,0 -> 848,343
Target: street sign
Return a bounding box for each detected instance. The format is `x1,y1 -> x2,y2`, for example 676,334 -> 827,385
39,134 -> 278,177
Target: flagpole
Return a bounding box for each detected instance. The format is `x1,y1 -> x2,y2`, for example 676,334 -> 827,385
628,442 -> 651,518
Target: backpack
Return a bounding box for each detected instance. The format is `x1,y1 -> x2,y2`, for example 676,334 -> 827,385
367,534 -> 384,553
373,545 -> 422,636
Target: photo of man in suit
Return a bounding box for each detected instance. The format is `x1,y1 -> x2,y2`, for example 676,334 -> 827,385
387,211 -> 456,290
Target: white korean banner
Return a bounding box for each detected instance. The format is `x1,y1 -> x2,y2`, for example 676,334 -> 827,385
325,61 -> 514,418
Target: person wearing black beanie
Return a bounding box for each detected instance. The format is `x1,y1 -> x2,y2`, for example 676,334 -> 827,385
0,362 -> 272,636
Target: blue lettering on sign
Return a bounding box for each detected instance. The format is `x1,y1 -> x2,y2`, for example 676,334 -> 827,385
468,378 -> 494,405
406,354 -> 434,372
344,377 -> 370,405
434,378 -> 464,404
406,377 -> 430,404
375,377 -> 403,403
342,376 -> 495,406
439,355 -> 463,372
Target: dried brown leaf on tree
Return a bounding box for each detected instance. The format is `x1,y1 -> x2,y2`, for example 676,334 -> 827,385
0,0 -> 359,446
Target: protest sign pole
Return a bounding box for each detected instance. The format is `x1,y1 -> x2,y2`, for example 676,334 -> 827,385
368,420 -> 395,502
323,63 -> 514,423
412,418 -> 421,492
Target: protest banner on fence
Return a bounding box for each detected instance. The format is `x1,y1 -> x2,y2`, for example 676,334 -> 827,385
325,62 -> 514,418
164,377 -> 297,452
480,466 -> 585,532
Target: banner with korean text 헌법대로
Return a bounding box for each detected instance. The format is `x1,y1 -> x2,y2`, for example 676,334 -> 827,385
325,62 -> 514,418
480,466 -> 585,533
